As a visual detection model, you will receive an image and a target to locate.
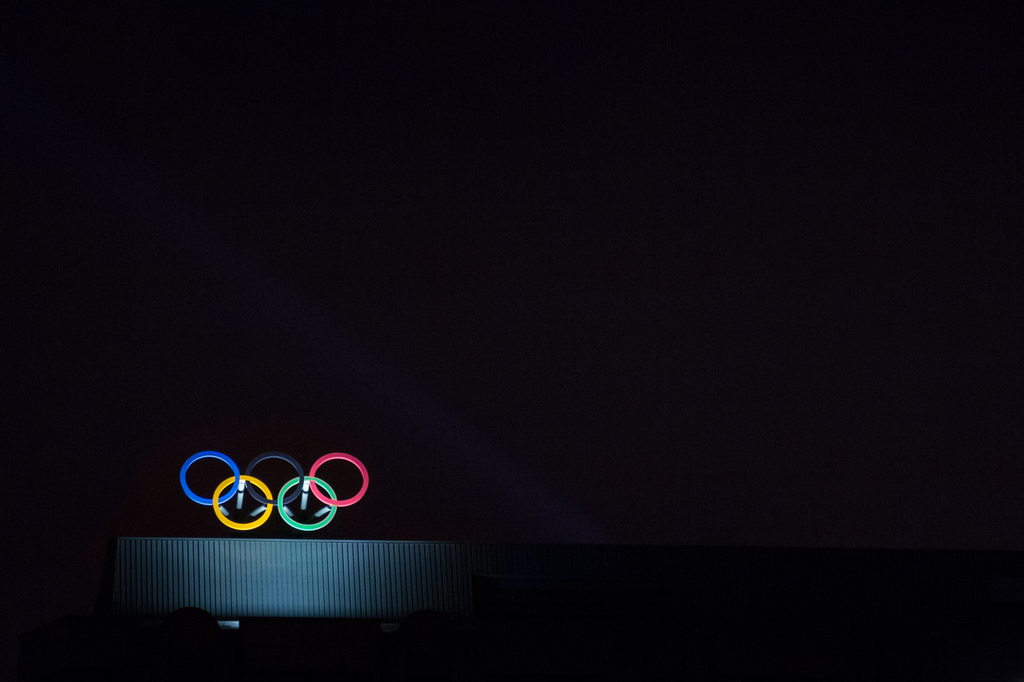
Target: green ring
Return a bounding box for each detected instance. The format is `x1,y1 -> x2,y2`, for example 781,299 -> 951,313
277,476 -> 338,531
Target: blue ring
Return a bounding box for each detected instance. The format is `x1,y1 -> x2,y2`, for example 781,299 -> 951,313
180,451 -> 240,506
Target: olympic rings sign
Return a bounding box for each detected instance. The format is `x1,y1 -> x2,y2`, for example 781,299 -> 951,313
180,451 -> 368,532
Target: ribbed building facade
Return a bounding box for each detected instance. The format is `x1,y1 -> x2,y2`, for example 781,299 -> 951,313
21,538 -> 1024,681
103,537 -> 1024,623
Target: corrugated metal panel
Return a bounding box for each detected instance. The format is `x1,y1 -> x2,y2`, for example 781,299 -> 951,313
107,538 -> 1024,623
112,539 -> 483,620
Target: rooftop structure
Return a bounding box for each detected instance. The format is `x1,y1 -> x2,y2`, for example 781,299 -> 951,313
20,538 -> 1024,681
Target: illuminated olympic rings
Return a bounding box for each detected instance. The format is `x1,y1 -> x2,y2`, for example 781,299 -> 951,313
179,451 -> 368,531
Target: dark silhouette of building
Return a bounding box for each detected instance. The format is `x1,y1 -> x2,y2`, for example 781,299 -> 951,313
19,538 -> 1024,680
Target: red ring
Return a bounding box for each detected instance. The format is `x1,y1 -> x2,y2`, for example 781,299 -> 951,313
308,453 -> 369,507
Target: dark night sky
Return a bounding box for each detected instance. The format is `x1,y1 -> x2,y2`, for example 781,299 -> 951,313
1,3 -> 1022,678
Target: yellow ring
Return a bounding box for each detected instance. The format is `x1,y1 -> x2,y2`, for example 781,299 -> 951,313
212,475 -> 274,530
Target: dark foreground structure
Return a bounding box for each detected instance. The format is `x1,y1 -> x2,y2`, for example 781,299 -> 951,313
19,538 -> 1024,681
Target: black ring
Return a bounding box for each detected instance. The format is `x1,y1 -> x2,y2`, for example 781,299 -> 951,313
244,452 -> 305,505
